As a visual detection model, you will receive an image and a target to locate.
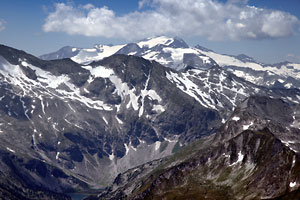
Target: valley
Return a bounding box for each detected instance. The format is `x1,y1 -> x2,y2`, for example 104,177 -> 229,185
0,37 -> 300,199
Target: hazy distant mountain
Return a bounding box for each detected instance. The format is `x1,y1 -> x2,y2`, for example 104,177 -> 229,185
39,46 -> 80,60
40,36 -> 300,89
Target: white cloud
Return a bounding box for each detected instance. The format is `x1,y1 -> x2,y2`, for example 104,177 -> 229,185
227,0 -> 248,5
0,19 -> 5,32
81,3 -> 95,10
42,0 -> 300,41
138,0 -> 152,9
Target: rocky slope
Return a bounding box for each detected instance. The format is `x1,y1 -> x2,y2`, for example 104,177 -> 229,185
2,43 -> 300,198
0,44 -> 224,197
0,150 -> 73,200
94,96 -> 300,200
40,36 -> 300,89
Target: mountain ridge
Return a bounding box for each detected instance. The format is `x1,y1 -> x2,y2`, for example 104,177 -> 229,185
1,43 -> 300,199
39,36 -> 300,90
94,96 -> 300,200
0,44 -> 223,198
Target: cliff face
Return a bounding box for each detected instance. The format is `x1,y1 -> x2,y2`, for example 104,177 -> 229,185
2,42 -> 300,199
0,44 -> 221,197
96,96 -> 300,200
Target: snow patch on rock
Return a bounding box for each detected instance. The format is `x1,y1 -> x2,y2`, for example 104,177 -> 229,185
243,122 -> 253,130
290,181 -> 297,188
230,151 -> 244,166
155,141 -> 161,151
232,116 -> 240,121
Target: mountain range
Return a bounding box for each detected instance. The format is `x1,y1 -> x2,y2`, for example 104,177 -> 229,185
41,36 -> 300,89
95,96 -> 300,200
0,36 -> 299,199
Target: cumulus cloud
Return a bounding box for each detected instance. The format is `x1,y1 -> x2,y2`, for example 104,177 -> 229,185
227,0 -> 248,5
42,0 -> 300,41
0,19 -> 5,32
138,0 -> 152,9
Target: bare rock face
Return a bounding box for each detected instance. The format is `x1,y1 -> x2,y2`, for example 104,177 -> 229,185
94,96 -> 300,200
2,43 -> 300,199
0,44 -> 222,198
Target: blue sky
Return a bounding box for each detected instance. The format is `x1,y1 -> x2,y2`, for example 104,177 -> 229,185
0,0 -> 300,64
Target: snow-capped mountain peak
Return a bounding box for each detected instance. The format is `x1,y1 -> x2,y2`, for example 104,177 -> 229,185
136,36 -> 189,49
40,36 -> 300,89
137,36 -> 174,48
3,41 -> 300,199
71,44 -> 125,64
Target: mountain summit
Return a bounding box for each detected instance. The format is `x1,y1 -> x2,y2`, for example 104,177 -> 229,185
1,39 -> 300,199
40,36 -> 300,89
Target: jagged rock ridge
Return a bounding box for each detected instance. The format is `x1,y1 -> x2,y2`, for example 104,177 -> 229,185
94,96 -> 300,200
40,36 -> 300,89
1,43 -> 300,199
